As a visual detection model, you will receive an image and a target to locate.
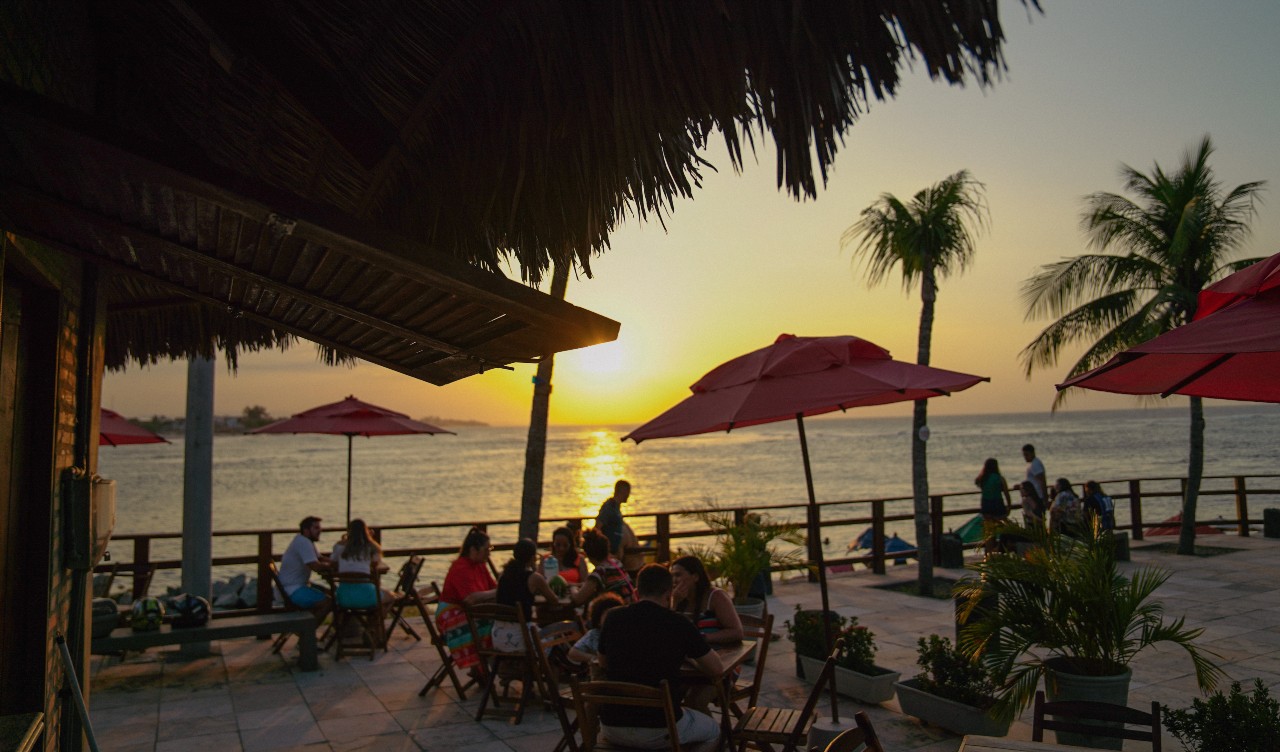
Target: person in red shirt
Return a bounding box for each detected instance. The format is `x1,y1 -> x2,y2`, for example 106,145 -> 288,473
437,527 -> 497,669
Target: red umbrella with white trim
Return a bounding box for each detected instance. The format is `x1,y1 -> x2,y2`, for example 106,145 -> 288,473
250,396 -> 455,525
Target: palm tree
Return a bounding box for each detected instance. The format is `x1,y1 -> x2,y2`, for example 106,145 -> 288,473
519,262 -> 571,541
842,170 -> 989,594
1021,136 -> 1264,555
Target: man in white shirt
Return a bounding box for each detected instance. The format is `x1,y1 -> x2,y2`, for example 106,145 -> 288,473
1022,444 -> 1048,507
279,516 -> 330,609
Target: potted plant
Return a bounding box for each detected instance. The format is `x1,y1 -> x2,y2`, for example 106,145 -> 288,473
955,521 -> 1223,748
1163,679 -> 1280,752
785,605 -> 899,702
784,604 -> 841,678
895,634 -> 1008,737
689,508 -> 805,617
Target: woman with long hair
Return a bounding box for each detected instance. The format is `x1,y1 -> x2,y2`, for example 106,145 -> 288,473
330,518 -> 394,607
436,527 -> 497,670
669,555 -> 742,645
538,526 -> 588,584
974,458 -> 1011,553
493,538 -> 560,652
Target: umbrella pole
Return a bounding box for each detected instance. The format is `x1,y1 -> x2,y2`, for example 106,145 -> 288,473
346,434 -> 353,528
796,413 -> 838,723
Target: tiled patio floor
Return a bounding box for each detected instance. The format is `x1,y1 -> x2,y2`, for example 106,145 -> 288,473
88,535 -> 1280,751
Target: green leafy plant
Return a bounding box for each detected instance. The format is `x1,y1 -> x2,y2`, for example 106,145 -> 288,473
955,521 -> 1223,723
835,622 -> 882,675
1163,679 -> 1280,752
784,604 -> 845,660
914,634 -> 996,709
688,508 -> 805,603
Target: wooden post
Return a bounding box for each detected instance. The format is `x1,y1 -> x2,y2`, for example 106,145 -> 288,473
1235,476 -> 1250,537
871,500 -> 886,575
930,495 -> 944,560
132,537 -> 150,600
655,514 -> 670,562
806,504 -> 821,583
256,533 -> 273,614
1129,480 -> 1143,540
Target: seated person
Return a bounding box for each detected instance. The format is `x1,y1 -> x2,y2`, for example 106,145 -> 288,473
278,515 -> 330,610
1049,477 -> 1084,536
493,538 -> 560,653
330,518 -> 394,607
567,592 -> 626,666
670,555 -> 742,645
436,527 -> 497,672
1082,480 -> 1117,531
539,526 -> 589,585
568,529 -> 636,607
598,564 -> 723,751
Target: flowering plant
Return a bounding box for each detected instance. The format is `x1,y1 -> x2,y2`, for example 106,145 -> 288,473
834,621 -> 878,674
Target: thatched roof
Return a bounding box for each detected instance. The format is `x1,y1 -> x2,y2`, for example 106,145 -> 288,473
0,0 -> 1028,381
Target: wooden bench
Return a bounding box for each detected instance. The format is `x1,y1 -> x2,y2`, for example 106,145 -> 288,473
91,612 -> 319,671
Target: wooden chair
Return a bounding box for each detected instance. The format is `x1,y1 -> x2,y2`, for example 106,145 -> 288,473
383,555 -> 426,642
531,620 -> 586,752
570,678 -> 682,752
723,613 -> 774,719
853,710 -> 885,752
1033,690 -> 1161,750
417,582 -> 474,700
331,571 -> 385,661
814,711 -> 885,752
468,601 -> 540,723
733,638 -> 842,752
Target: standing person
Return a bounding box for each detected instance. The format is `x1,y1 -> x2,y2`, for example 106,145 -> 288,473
1049,478 -> 1084,537
278,515 -> 330,610
598,564 -> 723,750
436,527 -> 498,671
1082,480 -> 1117,532
974,459 -> 1010,553
1022,444 -> 1048,510
595,479 -> 631,557
1018,482 -> 1045,531
493,538 -> 560,652
330,518 -> 394,607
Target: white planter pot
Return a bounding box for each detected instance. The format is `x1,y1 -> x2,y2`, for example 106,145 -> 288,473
894,678 -> 1010,737
798,655 -> 899,704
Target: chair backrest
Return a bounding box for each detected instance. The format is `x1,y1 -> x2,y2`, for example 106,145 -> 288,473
1033,690 -> 1161,750
784,639 -> 843,752
533,620 -> 585,689
571,678 -> 681,752
818,726 -> 868,752
738,612 -> 775,707
853,711 -> 885,752
465,601 -> 529,658
393,555 -> 423,594
267,560 -> 296,610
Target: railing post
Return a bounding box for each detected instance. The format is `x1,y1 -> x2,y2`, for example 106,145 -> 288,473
1129,480 -> 1143,540
930,495 -> 944,560
132,536 -> 151,600
806,504 -> 821,583
1235,476 -> 1250,537
871,500 -> 886,575
655,514 -> 671,563
257,532 -> 274,613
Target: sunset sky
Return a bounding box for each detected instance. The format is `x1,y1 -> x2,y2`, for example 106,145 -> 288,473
103,1 -> 1280,428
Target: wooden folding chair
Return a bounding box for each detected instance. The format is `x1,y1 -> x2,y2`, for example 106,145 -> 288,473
384,555 -> 426,641
570,678 -> 682,752
268,559 -> 334,653
417,582 -> 475,700
531,620 -> 586,752
1033,689 -> 1161,750
723,612 -> 774,719
331,571 -> 385,661
733,638 -> 842,752
853,710 -> 885,752
469,601 -> 540,724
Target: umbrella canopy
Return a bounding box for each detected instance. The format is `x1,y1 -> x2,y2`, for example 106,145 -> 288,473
1058,289 -> 1280,402
624,334 -> 987,648
250,396 -> 455,524
625,334 -> 989,441
1194,252 -> 1280,320
99,408 -> 170,447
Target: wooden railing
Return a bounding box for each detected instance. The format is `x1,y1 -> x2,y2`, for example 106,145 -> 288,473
96,473 -> 1280,615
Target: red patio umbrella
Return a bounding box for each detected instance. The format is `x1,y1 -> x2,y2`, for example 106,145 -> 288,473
1057,288 -> 1280,402
99,408 -> 170,446
249,395 -> 455,525
1194,251 -> 1280,320
623,334 -> 988,621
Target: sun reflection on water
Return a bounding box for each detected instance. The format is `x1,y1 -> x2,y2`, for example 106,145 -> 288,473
573,429 -> 630,521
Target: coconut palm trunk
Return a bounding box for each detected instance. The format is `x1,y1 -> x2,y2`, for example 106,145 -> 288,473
1179,396 -> 1206,555
913,268 -> 937,592
519,263 -> 569,542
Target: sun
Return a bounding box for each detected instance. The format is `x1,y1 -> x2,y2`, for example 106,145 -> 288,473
568,340 -> 625,375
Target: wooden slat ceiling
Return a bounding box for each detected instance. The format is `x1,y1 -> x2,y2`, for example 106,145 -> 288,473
0,86 -> 620,385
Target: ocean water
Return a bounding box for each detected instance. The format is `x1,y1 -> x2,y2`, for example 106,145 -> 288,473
98,404 -> 1280,588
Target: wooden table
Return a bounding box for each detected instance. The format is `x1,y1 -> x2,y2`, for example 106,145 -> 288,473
960,735 -> 1075,751
682,641 -> 758,751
